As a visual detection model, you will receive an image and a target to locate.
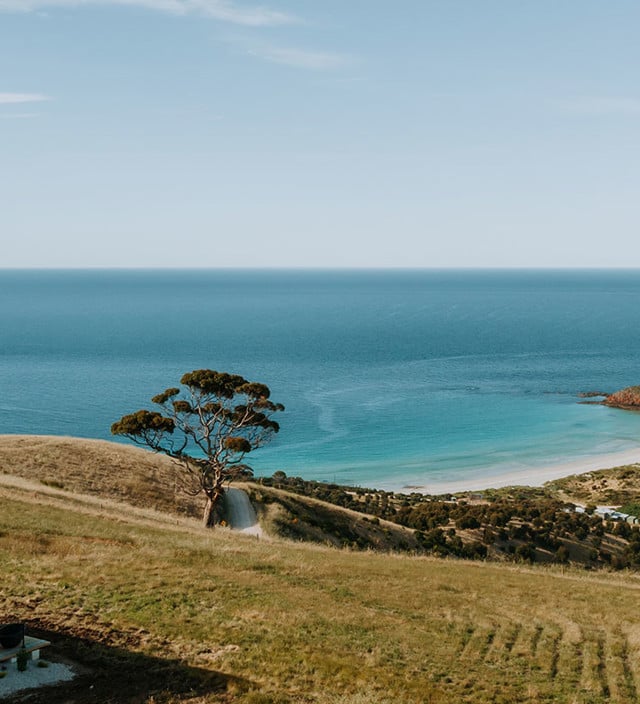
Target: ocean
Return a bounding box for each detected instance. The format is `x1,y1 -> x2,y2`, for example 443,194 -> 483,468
1,269 -> 640,491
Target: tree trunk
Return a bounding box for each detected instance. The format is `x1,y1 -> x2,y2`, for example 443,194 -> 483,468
202,497 -> 216,528
202,485 -> 225,528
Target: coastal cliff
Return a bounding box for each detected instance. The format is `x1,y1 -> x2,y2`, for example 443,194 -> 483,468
603,385 -> 640,410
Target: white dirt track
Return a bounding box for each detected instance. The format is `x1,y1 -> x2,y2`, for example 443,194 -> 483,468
224,488 -> 263,537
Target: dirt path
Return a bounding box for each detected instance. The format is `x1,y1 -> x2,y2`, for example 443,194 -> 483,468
225,487 -> 263,537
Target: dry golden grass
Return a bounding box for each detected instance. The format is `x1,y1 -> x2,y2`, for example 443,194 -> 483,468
1,470 -> 640,702
243,483 -> 422,552
0,435 -> 425,553
0,434 -> 205,518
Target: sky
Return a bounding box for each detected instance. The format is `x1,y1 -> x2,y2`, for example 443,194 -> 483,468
2,0 -> 640,268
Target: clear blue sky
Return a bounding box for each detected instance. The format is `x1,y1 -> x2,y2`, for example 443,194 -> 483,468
2,1 -> 640,267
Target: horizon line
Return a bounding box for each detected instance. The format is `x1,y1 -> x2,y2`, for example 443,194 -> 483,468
2,265 -> 640,272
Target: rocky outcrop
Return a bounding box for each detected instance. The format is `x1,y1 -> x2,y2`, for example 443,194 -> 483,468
603,386 -> 640,410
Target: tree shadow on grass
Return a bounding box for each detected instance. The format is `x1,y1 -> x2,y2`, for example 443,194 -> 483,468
2,621 -> 253,704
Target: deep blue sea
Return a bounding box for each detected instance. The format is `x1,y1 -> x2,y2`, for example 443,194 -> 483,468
2,269 -> 640,491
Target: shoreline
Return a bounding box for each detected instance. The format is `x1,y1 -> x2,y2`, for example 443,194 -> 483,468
3,433 -> 640,500
400,447 -> 640,495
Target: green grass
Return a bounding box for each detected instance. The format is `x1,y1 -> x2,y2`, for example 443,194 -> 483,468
618,503 -> 640,517
3,436 -> 640,702
3,486 -> 640,704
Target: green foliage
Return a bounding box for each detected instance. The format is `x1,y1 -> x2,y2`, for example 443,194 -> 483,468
515,543 -> 537,563
111,369 -> 283,524
151,387 -> 180,404
16,647 -> 28,672
36,659 -> 49,668
256,472 -> 640,568
111,410 -> 175,436
618,502 -> 640,516
224,437 -> 252,453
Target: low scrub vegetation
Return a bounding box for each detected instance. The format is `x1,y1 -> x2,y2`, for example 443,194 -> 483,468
254,472 -> 640,569
547,464 -> 640,506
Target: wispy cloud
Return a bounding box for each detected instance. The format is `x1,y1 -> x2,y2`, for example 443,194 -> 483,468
193,0 -> 294,26
0,112 -> 38,118
0,92 -> 49,104
246,43 -> 351,70
0,0 -> 296,25
562,96 -> 640,116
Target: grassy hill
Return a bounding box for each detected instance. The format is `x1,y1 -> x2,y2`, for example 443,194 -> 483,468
0,436 -> 421,553
243,482 -> 423,553
0,434 -> 205,518
2,435 -> 640,567
2,436 -> 640,703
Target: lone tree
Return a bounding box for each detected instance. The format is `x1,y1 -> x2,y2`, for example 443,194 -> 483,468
111,369 -> 284,526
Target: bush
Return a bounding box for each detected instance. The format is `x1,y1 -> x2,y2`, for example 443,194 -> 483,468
16,647 -> 29,672
515,544 -> 536,563
456,515 -> 480,530
619,502 -> 640,516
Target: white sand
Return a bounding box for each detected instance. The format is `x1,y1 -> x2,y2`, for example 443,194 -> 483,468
0,660 -> 75,697
405,447 -> 640,495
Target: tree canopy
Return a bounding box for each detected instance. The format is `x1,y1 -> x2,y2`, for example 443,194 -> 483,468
111,369 -> 284,526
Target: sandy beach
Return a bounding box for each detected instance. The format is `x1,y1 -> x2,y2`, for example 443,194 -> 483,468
406,447 -> 640,495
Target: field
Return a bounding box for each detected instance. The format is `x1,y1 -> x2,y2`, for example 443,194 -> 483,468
2,436 -> 640,703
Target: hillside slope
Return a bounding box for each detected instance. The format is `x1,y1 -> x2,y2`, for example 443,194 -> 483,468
1,468 -> 640,703
0,436 -> 423,551
3,435 -> 640,569
242,482 -> 422,552
0,434 -> 204,518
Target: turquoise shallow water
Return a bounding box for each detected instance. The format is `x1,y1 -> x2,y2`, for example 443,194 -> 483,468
1,269 -> 640,489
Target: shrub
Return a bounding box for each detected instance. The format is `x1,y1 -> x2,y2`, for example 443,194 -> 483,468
457,514 -> 481,529
515,543 -> 536,563
16,647 -> 29,672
